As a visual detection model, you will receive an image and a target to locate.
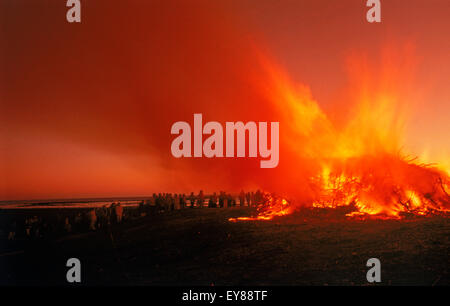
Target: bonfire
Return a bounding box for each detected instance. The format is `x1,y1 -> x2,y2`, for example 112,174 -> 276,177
231,53 -> 450,221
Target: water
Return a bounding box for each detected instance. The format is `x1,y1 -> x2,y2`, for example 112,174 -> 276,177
0,198 -> 147,209
0,196 -> 242,209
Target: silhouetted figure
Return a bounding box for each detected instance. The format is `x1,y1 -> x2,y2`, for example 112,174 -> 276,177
209,192 -> 218,208
189,192 -> 196,208
223,193 -> 228,208
180,194 -> 186,209
115,203 -> 123,223
239,190 -> 246,206
110,203 -> 117,224
174,194 -> 181,210
219,191 -> 225,208
88,208 -> 97,230
246,192 -> 251,207
198,190 -> 205,208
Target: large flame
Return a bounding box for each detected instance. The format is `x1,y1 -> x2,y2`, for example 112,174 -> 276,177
232,51 -> 450,221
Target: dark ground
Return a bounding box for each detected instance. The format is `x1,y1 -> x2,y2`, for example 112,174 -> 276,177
0,207 -> 449,286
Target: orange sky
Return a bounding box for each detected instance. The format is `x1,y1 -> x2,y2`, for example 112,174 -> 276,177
1,0 -> 449,201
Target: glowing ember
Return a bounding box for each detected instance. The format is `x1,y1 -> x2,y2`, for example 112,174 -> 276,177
229,193 -> 292,222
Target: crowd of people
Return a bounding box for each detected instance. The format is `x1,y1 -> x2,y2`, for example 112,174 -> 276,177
0,190 -> 265,243
139,190 -> 264,212
1,202 -> 126,242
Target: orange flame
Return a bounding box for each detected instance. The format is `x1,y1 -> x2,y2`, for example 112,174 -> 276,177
229,193 -> 292,222
231,50 -> 450,221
